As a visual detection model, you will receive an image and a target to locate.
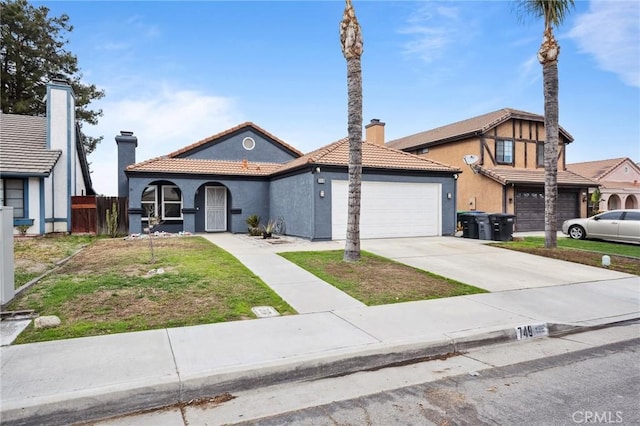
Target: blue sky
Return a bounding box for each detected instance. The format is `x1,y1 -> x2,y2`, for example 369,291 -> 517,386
36,0 -> 639,196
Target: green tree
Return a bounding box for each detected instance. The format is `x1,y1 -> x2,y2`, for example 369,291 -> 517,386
517,0 -> 575,248
0,0 -> 104,154
340,0 -> 364,262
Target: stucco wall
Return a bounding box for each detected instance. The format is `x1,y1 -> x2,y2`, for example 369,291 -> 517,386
180,129 -> 298,164
270,172 -> 314,239
127,175 -> 271,234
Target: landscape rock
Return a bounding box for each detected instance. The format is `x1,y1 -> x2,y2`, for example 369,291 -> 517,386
34,316 -> 61,329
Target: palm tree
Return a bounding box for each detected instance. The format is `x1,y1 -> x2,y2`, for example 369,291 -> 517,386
340,0 -> 364,261
519,0 -> 574,248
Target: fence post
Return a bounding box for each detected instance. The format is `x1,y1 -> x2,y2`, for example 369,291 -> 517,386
1,206 -> 15,306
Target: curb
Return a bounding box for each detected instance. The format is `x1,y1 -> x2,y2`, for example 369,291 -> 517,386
3,319 -> 638,426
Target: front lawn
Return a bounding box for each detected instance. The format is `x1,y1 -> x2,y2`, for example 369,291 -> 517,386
492,237 -> 640,275
279,250 -> 486,305
13,235 -> 95,289
7,236 -> 294,343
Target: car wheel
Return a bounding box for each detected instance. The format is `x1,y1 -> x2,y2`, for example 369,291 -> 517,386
569,225 -> 586,240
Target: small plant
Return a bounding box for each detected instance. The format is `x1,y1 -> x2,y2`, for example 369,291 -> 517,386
105,202 -> 119,238
246,214 -> 262,236
16,224 -> 30,236
261,219 -> 276,238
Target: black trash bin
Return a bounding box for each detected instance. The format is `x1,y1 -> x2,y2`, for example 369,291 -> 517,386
489,213 -> 516,241
460,212 -> 486,239
475,214 -> 491,240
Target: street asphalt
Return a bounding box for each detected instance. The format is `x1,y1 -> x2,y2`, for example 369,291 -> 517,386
0,233 -> 638,426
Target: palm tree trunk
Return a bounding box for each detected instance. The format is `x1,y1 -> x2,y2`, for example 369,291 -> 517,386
340,0 -> 364,262
344,56 -> 362,261
543,59 -> 559,248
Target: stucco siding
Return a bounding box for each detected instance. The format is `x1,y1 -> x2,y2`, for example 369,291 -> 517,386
270,173 -> 314,239
180,130 -> 298,164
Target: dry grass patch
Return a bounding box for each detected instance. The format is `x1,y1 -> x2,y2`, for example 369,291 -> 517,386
8,236 -> 293,343
280,250 -> 486,305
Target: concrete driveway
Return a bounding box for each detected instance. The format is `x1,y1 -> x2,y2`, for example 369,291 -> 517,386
360,237 -> 634,292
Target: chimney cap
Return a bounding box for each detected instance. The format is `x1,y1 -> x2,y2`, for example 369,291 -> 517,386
51,74 -> 70,85
120,131 -> 134,136
365,118 -> 385,128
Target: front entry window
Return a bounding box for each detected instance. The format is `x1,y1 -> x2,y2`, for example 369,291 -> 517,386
142,185 -> 182,220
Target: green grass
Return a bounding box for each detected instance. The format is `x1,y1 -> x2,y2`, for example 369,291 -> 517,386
280,250 -> 486,306
504,237 -> 640,258
8,237 -> 294,343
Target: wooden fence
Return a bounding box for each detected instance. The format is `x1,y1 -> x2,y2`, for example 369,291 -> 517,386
71,196 -> 128,235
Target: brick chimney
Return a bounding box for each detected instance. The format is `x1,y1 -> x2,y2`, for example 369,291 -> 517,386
365,118 -> 385,145
115,131 -> 137,197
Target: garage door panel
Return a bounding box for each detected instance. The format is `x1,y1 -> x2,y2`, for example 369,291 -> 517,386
515,189 -> 579,232
332,181 -> 441,239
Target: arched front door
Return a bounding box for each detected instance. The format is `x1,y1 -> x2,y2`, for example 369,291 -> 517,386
205,186 -> 227,231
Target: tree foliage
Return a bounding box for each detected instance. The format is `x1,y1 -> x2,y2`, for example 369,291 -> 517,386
0,0 -> 104,154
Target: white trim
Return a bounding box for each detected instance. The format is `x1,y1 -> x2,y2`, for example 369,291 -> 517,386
161,185 -> 183,220
242,137 -> 256,151
141,186 -> 158,220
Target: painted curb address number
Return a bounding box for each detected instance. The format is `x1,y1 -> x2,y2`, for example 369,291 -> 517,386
515,323 -> 549,340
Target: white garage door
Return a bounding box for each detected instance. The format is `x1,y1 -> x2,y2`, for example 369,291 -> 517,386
331,180 -> 441,239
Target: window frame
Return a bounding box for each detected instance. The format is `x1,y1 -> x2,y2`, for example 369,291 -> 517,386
161,185 -> 183,220
1,178 -> 26,218
536,142 -> 545,168
495,139 -> 514,165
141,186 -> 158,221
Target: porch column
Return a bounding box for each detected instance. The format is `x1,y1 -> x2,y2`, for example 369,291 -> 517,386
128,208 -> 143,235
182,208 -> 196,233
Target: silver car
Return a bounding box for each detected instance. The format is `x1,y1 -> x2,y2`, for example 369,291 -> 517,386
561,209 -> 640,243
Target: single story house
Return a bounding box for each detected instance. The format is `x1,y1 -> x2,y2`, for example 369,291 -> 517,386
0,79 -> 95,235
386,108 -> 596,231
567,157 -> 640,214
118,120 -> 461,240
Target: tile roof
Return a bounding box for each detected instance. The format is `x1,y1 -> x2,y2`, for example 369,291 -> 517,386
167,122 -> 304,158
566,157 -> 633,181
387,108 -> 574,151
127,139 -> 460,177
127,157 -> 282,176
0,113 -> 61,176
477,167 -> 596,187
277,139 -> 460,174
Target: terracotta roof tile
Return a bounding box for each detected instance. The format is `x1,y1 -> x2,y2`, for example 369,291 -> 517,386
387,108 -> 574,151
277,139 -> 460,174
167,122 -> 304,158
566,157 -> 631,181
128,139 -> 460,177
127,157 -> 282,176
478,167 -> 596,187
0,113 -> 61,176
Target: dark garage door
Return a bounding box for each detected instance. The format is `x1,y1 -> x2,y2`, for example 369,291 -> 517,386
515,189 -> 578,231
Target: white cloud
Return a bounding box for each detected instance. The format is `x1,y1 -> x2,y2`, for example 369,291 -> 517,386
568,0 -> 640,88
86,84 -> 243,196
399,2 -> 471,64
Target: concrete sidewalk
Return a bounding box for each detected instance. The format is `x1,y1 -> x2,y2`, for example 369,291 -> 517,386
1,234 -> 638,426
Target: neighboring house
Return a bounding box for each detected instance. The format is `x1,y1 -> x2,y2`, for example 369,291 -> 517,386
118,120 -> 460,240
387,108 -> 595,231
0,79 -> 95,235
567,158 -> 640,213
